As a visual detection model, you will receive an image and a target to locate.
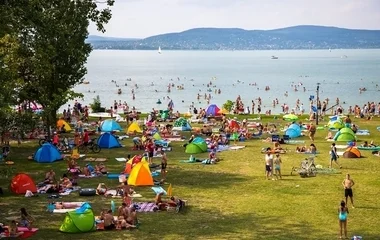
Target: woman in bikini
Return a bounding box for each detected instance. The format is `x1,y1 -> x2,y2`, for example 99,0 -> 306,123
338,200 -> 349,239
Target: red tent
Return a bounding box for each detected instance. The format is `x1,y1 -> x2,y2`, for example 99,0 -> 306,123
10,173 -> 37,194
229,120 -> 240,130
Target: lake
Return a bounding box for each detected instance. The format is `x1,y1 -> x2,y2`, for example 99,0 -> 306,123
70,49 -> 380,114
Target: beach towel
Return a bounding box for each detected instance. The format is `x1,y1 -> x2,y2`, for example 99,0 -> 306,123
117,135 -> 129,140
356,131 -> 370,136
78,173 -> 100,178
59,187 -> 79,196
115,157 -> 127,162
229,146 -> 246,150
105,189 -> 143,198
335,145 -> 349,149
84,158 -> 107,162
134,202 -> 157,212
164,138 -> 185,142
151,186 -> 167,195
207,145 -> 230,152
286,140 -> 306,144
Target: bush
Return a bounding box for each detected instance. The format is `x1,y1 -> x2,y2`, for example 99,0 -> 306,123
223,100 -> 234,112
90,95 -> 103,112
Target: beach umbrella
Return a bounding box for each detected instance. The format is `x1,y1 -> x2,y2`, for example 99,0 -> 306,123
217,108 -> 230,114
283,114 -> 298,121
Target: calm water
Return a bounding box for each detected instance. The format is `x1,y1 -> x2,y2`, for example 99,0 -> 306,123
70,49 -> 380,114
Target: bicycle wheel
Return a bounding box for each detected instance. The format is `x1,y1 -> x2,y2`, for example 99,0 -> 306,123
39,139 -> 46,146
92,144 -> 101,153
78,144 -> 88,154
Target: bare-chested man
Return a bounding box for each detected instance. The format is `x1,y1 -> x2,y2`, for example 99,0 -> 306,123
342,174 -> 355,208
103,210 -> 116,230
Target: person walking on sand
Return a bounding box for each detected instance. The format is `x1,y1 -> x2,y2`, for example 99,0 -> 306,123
330,143 -> 342,169
342,174 -> 355,208
338,200 -> 349,239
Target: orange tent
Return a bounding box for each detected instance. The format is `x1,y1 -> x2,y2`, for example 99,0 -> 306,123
343,147 -> 361,158
11,173 -> 37,194
57,119 -> 72,132
127,160 -> 153,186
123,155 -> 144,174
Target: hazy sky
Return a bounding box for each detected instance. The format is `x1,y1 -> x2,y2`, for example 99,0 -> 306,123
89,0 -> 380,38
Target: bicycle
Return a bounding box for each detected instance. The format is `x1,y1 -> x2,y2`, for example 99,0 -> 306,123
291,156 -> 317,178
78,138 -> 101,153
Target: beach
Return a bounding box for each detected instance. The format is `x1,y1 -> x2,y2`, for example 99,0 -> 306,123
67,49 -> 380,114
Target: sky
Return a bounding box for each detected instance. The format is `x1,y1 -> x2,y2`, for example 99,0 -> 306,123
89,0 -> 380,38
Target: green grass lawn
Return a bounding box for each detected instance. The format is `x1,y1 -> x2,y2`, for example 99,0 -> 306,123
1,115 -> 380,240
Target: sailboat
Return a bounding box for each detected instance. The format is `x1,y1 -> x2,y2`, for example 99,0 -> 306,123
158,46 -> 162,54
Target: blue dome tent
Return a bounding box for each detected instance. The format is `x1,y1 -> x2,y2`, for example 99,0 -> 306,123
97,133 -> 121,148
205,104 -> 221,117
100,119 -> 122,132
285,124 -> 302,138
34,143 -> 63,163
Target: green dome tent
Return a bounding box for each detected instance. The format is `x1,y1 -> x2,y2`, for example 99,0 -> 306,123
59,207 -> 95,233
173,117 -> 192,131
333,127 -> 356,142
185,137 -> 207,154
328,117 -> 344,130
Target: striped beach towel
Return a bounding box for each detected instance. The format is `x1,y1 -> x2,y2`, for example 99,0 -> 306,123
134,202 -> 157,212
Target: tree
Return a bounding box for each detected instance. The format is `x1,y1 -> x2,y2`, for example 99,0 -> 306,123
223,100 -> 235,112
1,0 -> 114,138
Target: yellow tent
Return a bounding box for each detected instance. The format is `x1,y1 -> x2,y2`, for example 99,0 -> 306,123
152,132 -> 162,141
57,119 -> 72,132
127,160 -> 153,186
126,122 -> 142,134
217,108 -> 229,115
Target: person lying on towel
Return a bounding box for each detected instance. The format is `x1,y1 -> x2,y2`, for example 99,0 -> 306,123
95,163 -> 108,175
96,183 -> 108,195
83,163 -> 95,176
155,192 -> 177,211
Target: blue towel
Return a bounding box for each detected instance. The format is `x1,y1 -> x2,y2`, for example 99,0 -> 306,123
151,186 -> 167,195
76,202 -> 91,213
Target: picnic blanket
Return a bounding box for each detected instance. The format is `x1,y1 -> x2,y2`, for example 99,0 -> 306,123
286,140 -> 305,144
115,157 -> 127,162
207,145 -> 230,152
1,227 -> 39,238
134,202 -> 157,212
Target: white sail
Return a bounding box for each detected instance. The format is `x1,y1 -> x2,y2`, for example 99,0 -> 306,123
158,46 -> 162,54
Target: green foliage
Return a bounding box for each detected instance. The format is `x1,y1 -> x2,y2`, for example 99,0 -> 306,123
223,100 -> 235,112
0,109 -> 37,137
0,0 -> 114,135
90,95 -> 103,112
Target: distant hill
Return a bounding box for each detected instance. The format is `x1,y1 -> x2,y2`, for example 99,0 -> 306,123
87,25 -> 380,50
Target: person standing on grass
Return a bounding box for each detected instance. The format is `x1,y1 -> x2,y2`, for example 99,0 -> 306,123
160,149 -> 167,182
342,174 -> 355,208
330,143 -> 342,169
273,153 -> 282,180
308,122 -> 316,142
338,200 -> 349,239
265,149 -> 274,180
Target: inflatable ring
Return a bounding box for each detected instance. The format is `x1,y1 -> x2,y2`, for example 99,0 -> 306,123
5,161 -> 14,165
